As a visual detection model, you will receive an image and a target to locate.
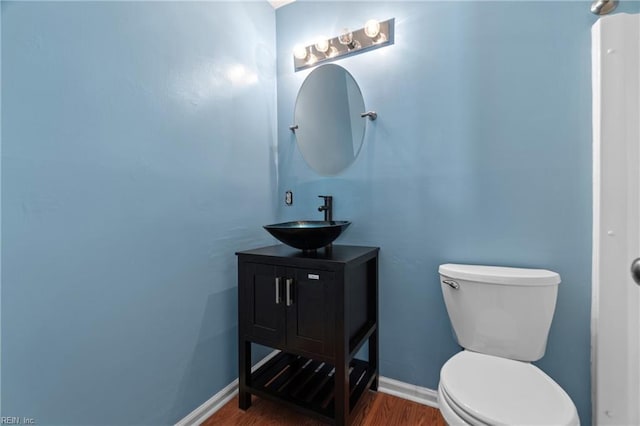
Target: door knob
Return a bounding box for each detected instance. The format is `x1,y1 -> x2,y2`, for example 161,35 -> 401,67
632,258 -> 640,285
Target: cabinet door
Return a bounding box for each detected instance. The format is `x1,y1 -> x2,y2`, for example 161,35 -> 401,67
240,262 -> 286,347
285,268 -> 336,357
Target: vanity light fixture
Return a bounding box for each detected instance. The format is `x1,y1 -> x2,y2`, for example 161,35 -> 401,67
292,18 -> 394,71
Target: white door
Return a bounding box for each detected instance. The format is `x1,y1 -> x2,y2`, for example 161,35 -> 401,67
592,13 -> 640,426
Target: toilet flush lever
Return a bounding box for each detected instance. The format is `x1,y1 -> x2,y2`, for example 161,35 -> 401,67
443,280 -> 460,290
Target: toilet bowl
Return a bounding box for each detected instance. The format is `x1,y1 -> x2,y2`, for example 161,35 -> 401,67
437,351 -> 579,426
437,264 -> 579,425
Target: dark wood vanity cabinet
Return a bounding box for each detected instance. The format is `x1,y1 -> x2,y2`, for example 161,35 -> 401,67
242,262 -> 336,357
237,244 -> 379,426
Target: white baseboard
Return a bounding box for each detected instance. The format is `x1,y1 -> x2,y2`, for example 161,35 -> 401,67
175,353 -> 439,425
378,376 -> 439,408
175,350 -> 280,426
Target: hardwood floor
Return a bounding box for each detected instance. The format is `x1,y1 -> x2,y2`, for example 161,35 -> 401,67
203,391 -> 447,426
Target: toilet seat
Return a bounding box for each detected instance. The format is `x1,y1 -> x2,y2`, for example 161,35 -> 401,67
439,351 -> 579,426
439,382 -> 484,425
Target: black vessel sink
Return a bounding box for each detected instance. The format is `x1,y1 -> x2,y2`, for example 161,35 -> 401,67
263,221 -> 351,251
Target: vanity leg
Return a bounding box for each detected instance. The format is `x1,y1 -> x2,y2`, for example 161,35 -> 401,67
334,273 -> 350,426
238,340 -> 251,410
334,359 -> 349,426
369,328 -> 379,391
369,257 -> 379,391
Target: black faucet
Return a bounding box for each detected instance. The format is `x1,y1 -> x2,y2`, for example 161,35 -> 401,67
318,195 -> 333,222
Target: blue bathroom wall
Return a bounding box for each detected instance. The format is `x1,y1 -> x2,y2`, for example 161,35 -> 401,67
275,2 -> 632,424
2,2 -> 275,424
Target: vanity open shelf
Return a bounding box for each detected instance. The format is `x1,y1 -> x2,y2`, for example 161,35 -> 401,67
236,244 -> 379,426
247,352 -> 376,423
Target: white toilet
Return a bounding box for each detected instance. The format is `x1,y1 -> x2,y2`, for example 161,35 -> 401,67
437,263 -> 580,426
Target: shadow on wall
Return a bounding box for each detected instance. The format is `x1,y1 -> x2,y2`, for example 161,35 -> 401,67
168,285 -> 274,422
169,287 -> 238,422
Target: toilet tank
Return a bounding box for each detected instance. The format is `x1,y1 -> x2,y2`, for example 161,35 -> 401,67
439,263 -> 561,362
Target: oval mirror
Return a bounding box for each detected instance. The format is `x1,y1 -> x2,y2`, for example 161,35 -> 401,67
294,64 -> 366,175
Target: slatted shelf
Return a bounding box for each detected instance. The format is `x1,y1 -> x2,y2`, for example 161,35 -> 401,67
248,352 -> 375,421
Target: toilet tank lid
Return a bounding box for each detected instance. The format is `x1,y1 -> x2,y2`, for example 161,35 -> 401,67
439,263 -> 561,286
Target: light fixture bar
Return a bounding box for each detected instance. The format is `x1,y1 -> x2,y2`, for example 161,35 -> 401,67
293,18 -> 395,72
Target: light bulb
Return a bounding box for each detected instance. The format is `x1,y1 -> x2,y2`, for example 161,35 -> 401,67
338,29 -> 353,46
315,38 -> 329,53
364,19 -> 380,38
306,53 -> 318,65
338,28 -> 360,50
373,32 -> 387,44
293,45 -> 308,60
326,46 -> 339,58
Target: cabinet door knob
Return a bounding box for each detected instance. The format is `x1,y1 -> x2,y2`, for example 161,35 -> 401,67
632,258 -> 640,285
275,277 -> 282,304
286,278 -> 294,306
